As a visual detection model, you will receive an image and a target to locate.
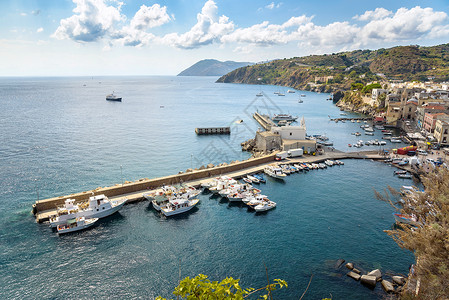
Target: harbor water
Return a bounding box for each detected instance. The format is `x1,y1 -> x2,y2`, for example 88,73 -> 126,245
0,76 -> 413,299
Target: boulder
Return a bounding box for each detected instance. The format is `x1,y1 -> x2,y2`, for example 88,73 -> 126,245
335,259 -> 345,269
352,268 -> 361,274
392,276 -> 406,285
345,263 -> 354,270
381,280 -> 395,293
360,275 -> 377,288
347,271 -> 361,281
185,168 -> 193,173
367,269 -> 382,281
199,165 -> 206,170
206,163 -> 214,168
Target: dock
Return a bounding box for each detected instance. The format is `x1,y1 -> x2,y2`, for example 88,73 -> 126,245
33,150 -> 386,223
195,127 -> 230,135
253,112 -> 276,130
329,117 -> 373,122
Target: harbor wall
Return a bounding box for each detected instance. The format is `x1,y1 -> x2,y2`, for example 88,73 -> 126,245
33,154 -> 276,214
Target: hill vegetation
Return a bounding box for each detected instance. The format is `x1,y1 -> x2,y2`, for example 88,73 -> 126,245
216,44 -> 449,92
178,59 -> 252,76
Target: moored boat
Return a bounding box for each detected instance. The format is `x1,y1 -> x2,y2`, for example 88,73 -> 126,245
160,198 -> 199,216
56,217 -> 98,235
264,165 -> 286,180
254,200 -> 276,212
49,195 -> 127,228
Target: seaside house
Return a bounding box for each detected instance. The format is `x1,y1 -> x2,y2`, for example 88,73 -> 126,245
434,118 -> 449,146
423,112 -> 449,133
371,88 -> 387,106
415,104 -> 447,129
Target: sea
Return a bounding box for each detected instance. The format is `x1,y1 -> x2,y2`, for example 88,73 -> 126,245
0,76 -> 414,299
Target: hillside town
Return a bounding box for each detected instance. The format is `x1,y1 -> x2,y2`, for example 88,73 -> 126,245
343,80 -> 449,149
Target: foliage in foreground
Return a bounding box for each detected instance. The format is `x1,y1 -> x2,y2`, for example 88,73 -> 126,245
376,167 -> 449,299
156,274 -> 287,300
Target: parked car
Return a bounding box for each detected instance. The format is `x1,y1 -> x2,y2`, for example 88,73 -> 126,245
417,150 -> 428,156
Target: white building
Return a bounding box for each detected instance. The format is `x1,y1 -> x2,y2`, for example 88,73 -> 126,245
271,117 -> 307,140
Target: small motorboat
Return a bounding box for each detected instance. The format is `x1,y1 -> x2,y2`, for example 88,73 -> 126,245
394,170 -> 407,175
254,200 -> 277,212
253,174 -> 266,183
246,175 -> 260,184
57,217 -> 98,235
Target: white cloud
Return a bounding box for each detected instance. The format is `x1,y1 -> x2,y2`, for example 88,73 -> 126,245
358,6 -> 448,44
52,0 -> 123,42
129,4 -> 171,31
37,27 -> 44,33
160,0 -> 234,49
354,8 -> 392,21
112,4 -> 171,47
221,15 -> 311,46
265,2 -> 282,10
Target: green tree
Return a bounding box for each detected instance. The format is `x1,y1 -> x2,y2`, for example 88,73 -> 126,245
351,82 -> 364,91
376,168 -> 449,299
157,274 -> 287,300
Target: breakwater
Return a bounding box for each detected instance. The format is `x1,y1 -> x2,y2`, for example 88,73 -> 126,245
33,150 -> 385,223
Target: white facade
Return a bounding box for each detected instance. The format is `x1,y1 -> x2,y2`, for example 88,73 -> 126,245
271,125 -> 306,140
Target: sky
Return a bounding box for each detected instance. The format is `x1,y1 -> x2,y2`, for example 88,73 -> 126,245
1,0 -> 449,76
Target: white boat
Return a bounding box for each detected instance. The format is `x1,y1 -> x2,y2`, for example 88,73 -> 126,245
256,92 -> 263,97
298,99 -> 303,103
160,198 -> 199,216
272,114 -> 298,122
244,194 -> 269,207
151,195 -> 170,211
278,93 -> 285,96
49,195 -> 127,228
364,127 -> 374,132
365,132 -> 374,136
246,175 -> 260,184
106,92 -> 122,101
254,201 -> 277,212
391,139 -> 401,143
287,90 -> 295,93
56,217 -> 98,235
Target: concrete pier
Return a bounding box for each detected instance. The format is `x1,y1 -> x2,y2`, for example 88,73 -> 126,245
33,150 -> 385,223
253,112 -> 275,130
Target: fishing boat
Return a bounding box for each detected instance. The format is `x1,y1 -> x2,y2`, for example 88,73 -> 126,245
298,99 -> 304,103
106,92 -> 122,101
254,200 -> 277,212
287,90 -> 295,93
160,198 -> 199,216
256,92 -> 263,97
394,170 -> 407,175
246,175 -> 260,184
49,195 -> 127,228
56,217 -> 98,235
253,173 -> 266,183
264,165 -> 286,179
393,213 -> 418,225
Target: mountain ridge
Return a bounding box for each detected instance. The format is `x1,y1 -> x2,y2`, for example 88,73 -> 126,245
178,59 -> 253,76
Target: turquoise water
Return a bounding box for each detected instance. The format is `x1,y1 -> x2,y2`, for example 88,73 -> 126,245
0,76 -> 413,299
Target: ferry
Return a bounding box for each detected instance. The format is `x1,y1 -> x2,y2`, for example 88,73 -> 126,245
106,92 -> 122,101
272,114 -> 298,122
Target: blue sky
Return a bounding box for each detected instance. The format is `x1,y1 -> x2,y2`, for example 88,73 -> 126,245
1,0 -> 449,76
